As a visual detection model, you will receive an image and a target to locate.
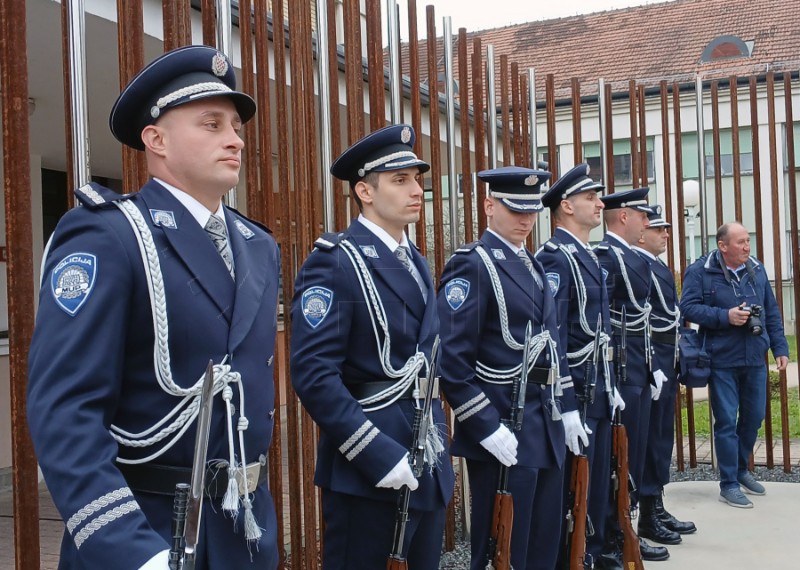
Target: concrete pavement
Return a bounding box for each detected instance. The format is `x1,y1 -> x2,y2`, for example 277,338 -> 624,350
649,480 -> 800,569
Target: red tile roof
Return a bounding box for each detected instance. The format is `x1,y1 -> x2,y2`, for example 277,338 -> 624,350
400,0 -> 800,100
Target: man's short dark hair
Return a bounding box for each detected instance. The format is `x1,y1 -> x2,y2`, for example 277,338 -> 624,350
351,171 -> 380,212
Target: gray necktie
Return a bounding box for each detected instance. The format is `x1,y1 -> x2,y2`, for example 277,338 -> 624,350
587,247 -> 600,267
517,249 -> 542,288
205,213 -> 235,279
395,246 -> 427,301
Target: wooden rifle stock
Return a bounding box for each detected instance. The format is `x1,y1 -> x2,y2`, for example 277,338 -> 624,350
611,424 -> 644,570
564,455 -> 590,570
386,555 -> 408,570
487,487 -> 514,570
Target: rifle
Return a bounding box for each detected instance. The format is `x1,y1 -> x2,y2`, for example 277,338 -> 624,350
610,308 -> 644,570
169,360 -> 215,570
485,322 -> 533,570
563,316 -> 602,570
387,337 -> 441,570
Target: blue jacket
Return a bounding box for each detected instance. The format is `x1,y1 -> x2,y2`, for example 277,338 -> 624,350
680,250 -> 788,367
635,250 -> 680,378
437,231 -> 573,469
290,219 -> 454,510
595,233 -> 653,387
27,181 -> 280,570
536,228 -> 615,420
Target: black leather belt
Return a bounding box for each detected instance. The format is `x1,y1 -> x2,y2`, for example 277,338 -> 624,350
651,331 -> 678,345
528,366 -> 555,386
118,458 -> 268,497
347,377 -> 440,401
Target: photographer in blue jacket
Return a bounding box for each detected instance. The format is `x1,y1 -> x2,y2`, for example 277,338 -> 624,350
680,222 -> 788,509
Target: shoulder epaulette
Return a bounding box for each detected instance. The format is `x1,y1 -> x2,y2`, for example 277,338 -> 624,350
75,182 -> 135,210
543,241 -> 558,251
454,241 -> 480,254
314,232 -> 345,251
594,244 -> 609,252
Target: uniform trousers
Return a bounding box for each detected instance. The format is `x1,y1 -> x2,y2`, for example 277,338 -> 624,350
467,459 -> 563,570
321,488 -> 445,570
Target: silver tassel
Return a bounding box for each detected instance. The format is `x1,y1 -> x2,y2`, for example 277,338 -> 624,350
222,464 -> 241,515
423,417 -> 445,473
242,495 -> 263,542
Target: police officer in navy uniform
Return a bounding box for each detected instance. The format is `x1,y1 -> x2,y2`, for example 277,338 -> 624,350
535,164 -> 625,569
290,124 -> 454,570
595,188 -> 669,563
438,166 -> 583,570
27,46 -> 280,569
633,206 -> 697,544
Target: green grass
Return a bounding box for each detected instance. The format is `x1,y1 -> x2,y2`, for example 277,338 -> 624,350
680,383 -> 800,438
786,335 -> 797,362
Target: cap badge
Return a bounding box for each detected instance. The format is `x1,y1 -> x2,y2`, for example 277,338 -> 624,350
586,164 -> 591,175
211,52 -> 229,77
524,175 -> 538,186
401,126 -> 412,144
150,106 -> 160,119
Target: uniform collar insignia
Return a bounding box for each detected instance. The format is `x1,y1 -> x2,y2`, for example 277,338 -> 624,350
149,209 -> 177,229
491,248 -> 506,260
234,219 -> 255,239
360,245 -> 379,258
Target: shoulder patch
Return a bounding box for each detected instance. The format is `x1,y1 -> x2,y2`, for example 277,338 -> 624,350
301,286 -> 333,328
543,241 -> 558,251
545,272 -> 561,296
314,232 -> 344,251
75,182 -> 134,210
51,253 -> 97,316
454,241 -> 480,254
444,278 -> 470,310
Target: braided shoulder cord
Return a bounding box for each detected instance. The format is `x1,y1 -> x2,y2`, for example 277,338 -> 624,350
650,272 -> 681,332
339,239 -> 426,411
608,246 -> 651,330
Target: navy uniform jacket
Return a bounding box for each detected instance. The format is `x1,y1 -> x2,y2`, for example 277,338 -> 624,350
536,228 -> 615,420
680,251 -> 788,367
638,252 -> 680,376
290,219 -> 454,510
596,233 -> 652,387
438,231 -> 574,469
27,181 -> 280,570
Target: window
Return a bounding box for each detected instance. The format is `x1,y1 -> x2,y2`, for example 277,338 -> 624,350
583,140 -> 654,184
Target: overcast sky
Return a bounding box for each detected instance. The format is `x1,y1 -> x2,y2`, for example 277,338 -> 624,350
397,0 -> 675,34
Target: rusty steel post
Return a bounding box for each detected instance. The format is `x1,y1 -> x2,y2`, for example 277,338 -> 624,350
766,71 -> 787,471
637,85 -> 647,188
301,0 -> 321,241
458,28 -> 474,243
529,70 -> 539,170
730,76 -> 743,222
486,46 -> 498,169
270,1 -> 305,565
426,6 -> 445,275
386,0 -> 402,122
344,0 -> 365,144
511,62 -> 522,165
572,78 -> 582,164
443,16 -> 459,255
201,0 -> 216,46
365,0 -> 385,131
473,37 -> 488,233
499,54 -> 511,163
254,0 -> 276,228
240,0 -> 261,223
604,82 -> 615,193
117,0 -> 146,194
1,0 -> 39,567
628,80 -> 639,188
327,0 -> 347,230
545,73 -> 557,179
695,76 -> 709,255
659,81 -> 674,271
710,80 -> 723,227
597,78 -> 609,188
162,0 -> 192,51
408,0 -> 427,253
781,71 -> 800,473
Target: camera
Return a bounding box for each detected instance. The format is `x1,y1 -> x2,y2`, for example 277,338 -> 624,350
741,304 -> 763,336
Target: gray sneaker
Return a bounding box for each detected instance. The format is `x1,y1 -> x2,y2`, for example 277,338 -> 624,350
719,487 -> 753,508
738,472 -> 766,495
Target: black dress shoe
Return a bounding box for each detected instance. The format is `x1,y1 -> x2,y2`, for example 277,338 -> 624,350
639,538 -> 670,561
655,494 -> 697,534
594,551 -> 623,570
638,511 -> 682,545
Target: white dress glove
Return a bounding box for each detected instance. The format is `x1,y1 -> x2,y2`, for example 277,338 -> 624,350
562,410 -> 590,454
611,387 -> 626,415
651,369 -> 667,400
480,424 -> 519,467
138,550 -> 169,570
376,454 -> 418,490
